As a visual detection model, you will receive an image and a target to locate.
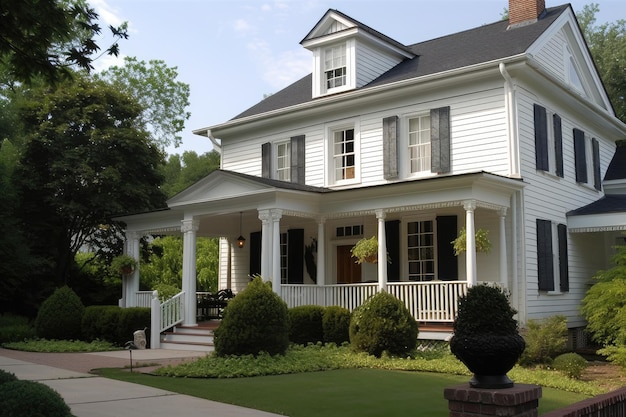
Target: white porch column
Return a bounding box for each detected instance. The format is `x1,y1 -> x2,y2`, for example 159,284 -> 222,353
376,209 -> 388,292
464,200 -> 477,287
271,209 -> 283,293
258,210 -> 272,281
181,219 -> 199,326
122,231 -> 141,307
499,208 -> 508,289
316,217 -> 326,286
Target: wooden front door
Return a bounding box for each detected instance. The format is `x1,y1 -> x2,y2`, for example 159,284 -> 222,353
336,245 -> 361,284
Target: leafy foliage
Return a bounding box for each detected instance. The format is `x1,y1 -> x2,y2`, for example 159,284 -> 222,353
0,380 -> 73,417
97,57 -> 191,149
581,240 -> 626,346
349,291 -> 418,357
161,151 -> 221,197
519,315 -> 568,366
214,277 -> 289,356
577,4 -> 626,122
288,305 -> 324,345
552,353 -> 588,379
81,305 -> 121,343
597,345 -> 626,370
322,306 -> 351,345
451,227 -> 492,255
0,0 -> 128,83
34,286 -> 84,340
3,338 -> 117,353
0,369 -> 18,385
453,285 -> 518,336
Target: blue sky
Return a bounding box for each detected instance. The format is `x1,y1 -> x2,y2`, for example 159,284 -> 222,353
89,0 -> 625,156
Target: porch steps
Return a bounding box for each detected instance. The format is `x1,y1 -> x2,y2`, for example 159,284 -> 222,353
160,321 -> 219,352
418,322 -> 453,341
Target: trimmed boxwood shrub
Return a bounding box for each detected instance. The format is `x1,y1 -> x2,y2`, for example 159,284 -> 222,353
288,305 -> 324,345
349,291 -> 418,357
81,305 -> 121,343
34,286 -> 85,340
553,352 -> 588,379
322,306 -> 351,345
0,380 -> 73,417
117,307 -> 150,347
214,277 -> 289,356
0,369 -> 18,385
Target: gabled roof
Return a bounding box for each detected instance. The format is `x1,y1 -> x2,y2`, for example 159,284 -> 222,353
232,4 -> 569,121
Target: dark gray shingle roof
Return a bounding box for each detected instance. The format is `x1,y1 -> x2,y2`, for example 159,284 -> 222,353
233,4 -> 569,121
604,142 -> 626,181
567,195 -> 626,216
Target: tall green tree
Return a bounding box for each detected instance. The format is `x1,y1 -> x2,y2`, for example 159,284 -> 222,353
0,0 -> 127,84
97,57 -> 191,149
162,150 -> 221,197
577,3 -> 626,122
13,75 -> 167,289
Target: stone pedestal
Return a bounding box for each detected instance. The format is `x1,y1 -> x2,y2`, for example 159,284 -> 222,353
444,384 -> 542,417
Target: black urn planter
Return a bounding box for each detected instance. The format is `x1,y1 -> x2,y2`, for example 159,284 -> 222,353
450,332 -> 526,389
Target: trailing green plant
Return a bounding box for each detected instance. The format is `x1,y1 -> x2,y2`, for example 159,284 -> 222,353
0,380 -> 74,417
322,306 -> 351,345
350,236 -> 380,264
0,369 -> 18,385
288,305 -> 324,345
110,254 -> 137,275
349,291 -> 418,357
519,315 -> 568,366
34,286 -> 85,341
214,276 -> 289,356
552,352 -> 588,379
452,227 -> 492,256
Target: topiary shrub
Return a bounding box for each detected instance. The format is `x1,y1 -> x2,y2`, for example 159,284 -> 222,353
552,352 -> 588,379
0,369 -> 18,385
288,305 -> 324,345
81,305 -> 121,343
34,286 -> 85,340
0,380 -> 73,417
519,315 -> 568,366
322,306 -> 351,345
349,291 -> 418,357
214,276 -> 289,356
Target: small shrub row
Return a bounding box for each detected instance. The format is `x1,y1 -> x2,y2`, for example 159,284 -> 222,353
0,369 -> 73,417
82,306 -> 150,346
288,305 -> 351,346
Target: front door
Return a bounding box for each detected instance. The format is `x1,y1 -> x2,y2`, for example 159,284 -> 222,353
336,245 -> 361,284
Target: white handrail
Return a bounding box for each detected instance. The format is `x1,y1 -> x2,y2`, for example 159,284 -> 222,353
160,291 -> 185,333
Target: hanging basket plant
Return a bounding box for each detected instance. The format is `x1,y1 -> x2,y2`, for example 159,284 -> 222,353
451,227 -> 492,256
350,236 -> 391,264
111,254 -> 137,275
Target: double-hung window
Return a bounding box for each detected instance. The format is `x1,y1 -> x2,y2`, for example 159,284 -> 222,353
536,219 -> 569,292
408,114 -> 431,174
534,104 -> 564,177
325,44 -> 346,90
276,141 -> 291,181
333,127 -> 356,182
573,128 -> 601,190
407,219 -> 435,281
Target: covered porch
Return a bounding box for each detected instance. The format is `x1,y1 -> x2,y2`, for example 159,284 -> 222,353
117,170 -> 524,344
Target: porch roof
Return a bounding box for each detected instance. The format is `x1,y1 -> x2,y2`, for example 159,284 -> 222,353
567,195 -> 626,233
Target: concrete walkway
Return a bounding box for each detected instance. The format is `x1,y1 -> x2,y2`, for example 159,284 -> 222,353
0,348 -> 283,417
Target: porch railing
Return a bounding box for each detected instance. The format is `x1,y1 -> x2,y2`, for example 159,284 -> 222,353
135,291 -> 153,307
159,291 -> 185,333
281,281 -> 468,323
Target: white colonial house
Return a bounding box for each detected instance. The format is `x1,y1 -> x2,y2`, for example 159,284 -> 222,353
116,0 -> 626,350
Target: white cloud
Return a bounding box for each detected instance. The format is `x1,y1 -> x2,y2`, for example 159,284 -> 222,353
90,0 -> 124,28
92,52 -> 127,73
234,18 -> 252,33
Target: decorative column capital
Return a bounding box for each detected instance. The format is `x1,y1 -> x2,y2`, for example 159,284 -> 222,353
258,209 -> 272,224
463,200 -> 477,212
375,209 -> 386,220
181,219 -> 199,233
499,207 -> 508,218
126,231 -> 141,241
271,209 -> 283,221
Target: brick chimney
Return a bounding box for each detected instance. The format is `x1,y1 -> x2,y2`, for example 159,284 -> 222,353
509,0 -> 546,27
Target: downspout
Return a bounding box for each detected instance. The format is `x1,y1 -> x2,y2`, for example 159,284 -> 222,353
499,63 -> 521,178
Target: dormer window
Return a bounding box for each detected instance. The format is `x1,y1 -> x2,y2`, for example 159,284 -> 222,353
325,44 -> 347,90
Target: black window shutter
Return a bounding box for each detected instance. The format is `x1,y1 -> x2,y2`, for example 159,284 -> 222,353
287,229 -> 304,284
385,220 -> 400,282
573,129 -> 587,183
436,216 -> 458,281
290,135 -> 305,185
557,224 -> 569,292
592,138 -> 601,190
534,104 -> 549,171
536,219 -> 554,291
262,142 -> 272,178
431,106 -> 451,174
553,114 -> 564,177
249,231 -> 262,277
382,116 -> 398,180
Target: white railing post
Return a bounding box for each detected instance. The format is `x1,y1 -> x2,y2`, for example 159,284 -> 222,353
150,290 -> 160,349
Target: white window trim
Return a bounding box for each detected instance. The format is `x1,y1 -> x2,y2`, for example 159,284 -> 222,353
326,121 -> 360,187
564,45 -> 588,97
546,222 -> 563,295
399,112 -> 436,180
537,107 -> 562,180
275,140 -> 291,181
401,215 -> 437,282
316,39 -> 355,97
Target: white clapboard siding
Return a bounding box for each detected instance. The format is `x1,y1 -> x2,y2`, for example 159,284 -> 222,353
355,41 -> 403,88
532,28 -> 567,84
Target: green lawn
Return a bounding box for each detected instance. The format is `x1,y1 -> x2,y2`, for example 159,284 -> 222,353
98,368 -> 589,417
